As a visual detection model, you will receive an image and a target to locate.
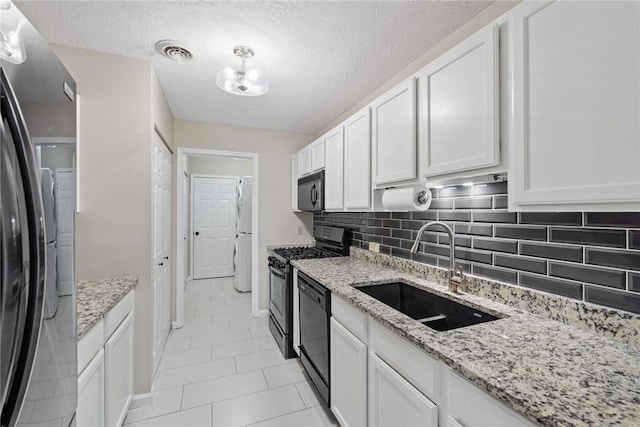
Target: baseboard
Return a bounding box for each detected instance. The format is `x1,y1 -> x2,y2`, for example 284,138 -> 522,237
130,371 -> 159,409
171,321 -> 183,329
254,309 -> 269,318
130,391 -> 154,410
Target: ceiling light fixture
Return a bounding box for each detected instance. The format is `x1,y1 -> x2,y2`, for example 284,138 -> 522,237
155,39 -> 196,62
216,45 -> 268,97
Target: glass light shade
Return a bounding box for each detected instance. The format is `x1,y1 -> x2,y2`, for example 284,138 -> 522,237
0,29 -> 26,64
216,64 -> 269,97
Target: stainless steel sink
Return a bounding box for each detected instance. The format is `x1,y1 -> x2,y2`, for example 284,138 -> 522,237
354,281 -> 500,331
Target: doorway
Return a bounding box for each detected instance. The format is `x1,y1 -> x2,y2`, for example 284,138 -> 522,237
191,175 -> 238,279
175,148 -> 259,329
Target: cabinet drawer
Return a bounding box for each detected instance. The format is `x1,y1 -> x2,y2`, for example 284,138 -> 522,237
104,291 -> 133,339
369,319 -> 438,400
448,369 -> 536,427
78,318 -> 104,375
331,295 -> 367,342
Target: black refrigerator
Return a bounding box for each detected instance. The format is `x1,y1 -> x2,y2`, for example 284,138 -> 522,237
1,2 -> 78,426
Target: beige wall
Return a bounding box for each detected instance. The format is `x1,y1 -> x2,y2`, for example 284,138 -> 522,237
50,44 -> 173,395
174,120 -> 313,310
152,71 -> 174,148
187,155 -> 253,177
316,1 -> 519,137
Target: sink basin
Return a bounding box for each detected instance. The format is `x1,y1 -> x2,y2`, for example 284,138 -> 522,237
355,281 -> 499,331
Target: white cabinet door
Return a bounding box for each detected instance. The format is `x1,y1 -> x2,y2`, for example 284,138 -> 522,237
344,107 -> 371,209
418,24 -> 499,177
448,370 -> 536,427
324,126 -> 344,210
330,318 -> 367,427
104,314 -> 133,427
311,138 -> 325,171
77,349 -> 105,427
371,78 -> 417,186
368,352 -> 438,427
509,1 -> 640,211
300,146 -> 312,176
292,152 -> 300,211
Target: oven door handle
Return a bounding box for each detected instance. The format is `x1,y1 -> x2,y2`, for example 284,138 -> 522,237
269,265 -> 286,279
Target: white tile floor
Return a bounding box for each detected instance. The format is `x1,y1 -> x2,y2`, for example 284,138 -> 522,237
124,277 -> 339,427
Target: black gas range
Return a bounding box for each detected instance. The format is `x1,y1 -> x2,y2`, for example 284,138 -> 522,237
267,226 -> 349,359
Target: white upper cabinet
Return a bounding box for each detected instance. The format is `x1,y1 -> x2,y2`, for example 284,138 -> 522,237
324,126 -> 344,210
344,107 -> 371,209
371,78 -> 417,186
311,138 -> 325,172
509,0 -> 640,211
418,24 -> 499,178
299,145 -> 312,176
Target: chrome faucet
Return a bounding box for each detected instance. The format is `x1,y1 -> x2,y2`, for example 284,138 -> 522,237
410,221 -> 466,293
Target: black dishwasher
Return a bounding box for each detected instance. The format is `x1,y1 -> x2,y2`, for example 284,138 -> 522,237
298,272 -> 331,406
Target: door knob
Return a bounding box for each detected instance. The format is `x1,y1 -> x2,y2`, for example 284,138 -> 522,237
164,256 -> 169,260
158,262 -> 164,266
195,231 -> 200,236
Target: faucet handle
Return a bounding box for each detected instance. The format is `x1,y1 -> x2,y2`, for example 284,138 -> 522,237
450,266 -> 468,293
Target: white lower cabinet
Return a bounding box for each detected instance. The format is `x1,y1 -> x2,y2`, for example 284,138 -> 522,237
369,352 -> 438,427
329,294 -> 538,427
77,291 -> 134,427
77,349 -> 105,427
447,370 -> 536,427
330,318 -> 367,427
104,313 -> 134,427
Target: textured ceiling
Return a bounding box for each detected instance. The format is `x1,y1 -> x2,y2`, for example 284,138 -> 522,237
14,1 -> 490,134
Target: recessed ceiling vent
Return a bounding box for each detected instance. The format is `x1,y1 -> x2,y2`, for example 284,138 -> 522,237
155,40 -> 196,62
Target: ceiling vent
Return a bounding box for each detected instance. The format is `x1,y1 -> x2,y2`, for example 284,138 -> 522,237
155,40 -> 196,62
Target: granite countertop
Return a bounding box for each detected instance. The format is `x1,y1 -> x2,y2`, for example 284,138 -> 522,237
77,277 -> 138,339
292,256 -> 640,426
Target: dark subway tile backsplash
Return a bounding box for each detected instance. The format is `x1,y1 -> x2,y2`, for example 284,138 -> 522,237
585,286 -> 640,315
315,184 -> 640,314
455,197 -> 492,209
549,262 -> 626,289
519,273 -> 583,300
550,227 -> 627,248
520,242 -> 584,263
584,212 -> 640,228
495,254 -> 547,274
585,248 -> 640,271
520,212 -> 582,226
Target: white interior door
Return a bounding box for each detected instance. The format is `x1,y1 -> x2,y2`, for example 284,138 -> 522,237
152,134 -> 172,370
192,176 -> 237,279
55,168 -> 75,296
183,172 -> 189,285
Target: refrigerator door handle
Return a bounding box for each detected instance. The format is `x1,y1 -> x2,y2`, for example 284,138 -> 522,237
0,69 -> 47,427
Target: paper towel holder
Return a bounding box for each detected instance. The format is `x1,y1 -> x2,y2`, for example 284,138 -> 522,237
416,190 -> 430,206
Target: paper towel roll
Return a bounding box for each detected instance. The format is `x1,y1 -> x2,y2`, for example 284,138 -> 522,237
381,186 -> 432,211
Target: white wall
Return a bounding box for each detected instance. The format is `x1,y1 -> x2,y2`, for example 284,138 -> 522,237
174,120 -> 313,311
51,44 -> 174,395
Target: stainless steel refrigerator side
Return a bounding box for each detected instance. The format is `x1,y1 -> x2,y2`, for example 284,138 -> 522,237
0,68 -> 46,427
1,2 -> 77,426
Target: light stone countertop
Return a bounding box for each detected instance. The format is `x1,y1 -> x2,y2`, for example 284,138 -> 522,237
77,277 -> 137,339
291,254 -> 640,427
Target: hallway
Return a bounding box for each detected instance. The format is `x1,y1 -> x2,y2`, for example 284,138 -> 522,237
124,277 -> 338,426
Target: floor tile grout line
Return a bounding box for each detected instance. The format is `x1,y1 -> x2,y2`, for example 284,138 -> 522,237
124,401 -> 212,426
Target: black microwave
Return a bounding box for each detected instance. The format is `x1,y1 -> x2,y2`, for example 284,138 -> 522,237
298,170 -> 324,211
